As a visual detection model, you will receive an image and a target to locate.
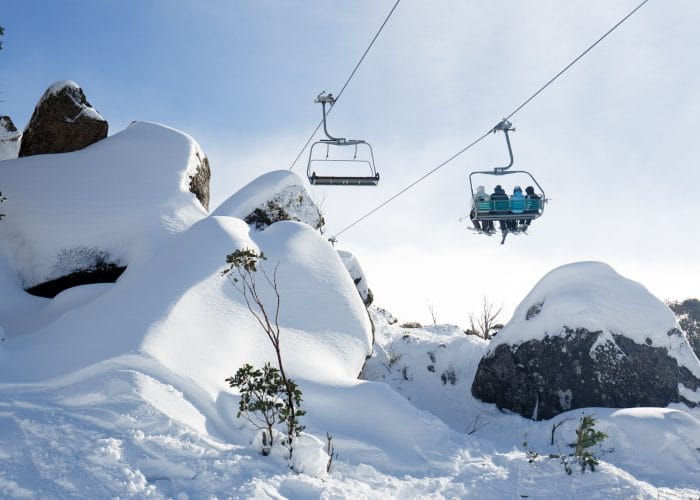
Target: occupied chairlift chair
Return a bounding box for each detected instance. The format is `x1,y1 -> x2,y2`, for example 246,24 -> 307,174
307,92 -> 380,186
469,119 -> 546,244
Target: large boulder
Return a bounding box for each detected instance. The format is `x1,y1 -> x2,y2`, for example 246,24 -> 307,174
19,81 -> 108,157
212,170 -> 324,231
471,262 -> 700,420
0,115 -> 21,160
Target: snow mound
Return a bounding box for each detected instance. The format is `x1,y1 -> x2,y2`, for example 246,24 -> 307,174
212,170 -> 323,230
493,261 -> 700,375
0,217 -> 372,388
0,121 -> 208,288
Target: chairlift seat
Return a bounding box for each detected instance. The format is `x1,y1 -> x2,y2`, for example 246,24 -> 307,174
309,174 -> 380,186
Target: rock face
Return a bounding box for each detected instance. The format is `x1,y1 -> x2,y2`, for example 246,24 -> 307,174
471,262 -> 700,420
0,116 -> 21,160
19,81 -> 108,157
189,150 -> 211,211
668,298 -> 700,359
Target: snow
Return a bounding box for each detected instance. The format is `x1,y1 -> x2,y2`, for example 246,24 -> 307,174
1,124 -> 699,497
490,261 -> 700,376
45,79 -> 82,97
0,121 -> 207,288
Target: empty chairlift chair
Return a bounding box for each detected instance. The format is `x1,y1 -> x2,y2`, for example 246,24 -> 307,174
469,119 -> 546,244
307,92 -> 380,186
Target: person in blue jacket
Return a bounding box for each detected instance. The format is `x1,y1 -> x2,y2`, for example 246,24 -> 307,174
509,186 -> 525,230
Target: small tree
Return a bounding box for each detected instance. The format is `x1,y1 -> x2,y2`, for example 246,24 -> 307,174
570,414 -> 607,472
426,299 -> 438,325
0,192 -> 5,221
468,296 -> 503,339
0,25 -> 4,51
223,248 -> 305,458
226,363 -> 303,456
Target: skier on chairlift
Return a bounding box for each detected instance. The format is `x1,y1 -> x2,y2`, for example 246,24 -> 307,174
470,185 -> 493,231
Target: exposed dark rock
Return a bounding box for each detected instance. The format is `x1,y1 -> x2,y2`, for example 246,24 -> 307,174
19,81 -> 108,157
471,328 -> 700,420
26,265 -> 126,298
189,151 -> 210,211
244,204 -> 284,230
24,246 -> 125,298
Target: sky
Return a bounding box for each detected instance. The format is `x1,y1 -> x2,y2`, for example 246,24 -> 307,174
1,0 -> 698,328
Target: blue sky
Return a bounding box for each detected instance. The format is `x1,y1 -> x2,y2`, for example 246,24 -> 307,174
2,1 -> 699,326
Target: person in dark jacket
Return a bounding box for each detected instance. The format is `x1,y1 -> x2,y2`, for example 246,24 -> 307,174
490,184 -> 509,232
522,185 -> 541,227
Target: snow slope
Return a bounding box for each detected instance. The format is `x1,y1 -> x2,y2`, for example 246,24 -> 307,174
362,310 -> 700,496
1,123 -> 698,497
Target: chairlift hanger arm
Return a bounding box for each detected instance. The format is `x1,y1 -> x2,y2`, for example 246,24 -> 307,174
492,119 -> 515,173
316,91 -> 343,142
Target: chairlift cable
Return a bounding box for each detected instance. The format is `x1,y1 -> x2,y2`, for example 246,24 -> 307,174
330,0 -> 650,240
505,0 -> 650,121
331,130 -> 493,238
288,0 -> 402,171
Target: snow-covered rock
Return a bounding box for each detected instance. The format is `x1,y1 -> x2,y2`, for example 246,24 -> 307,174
472,262 -> 700,420
337,250 -> 373,306
0,115 -> 21,160
669,298 -> 700,359
0,121 -> 208,295
213,170 -> 324,231
19,81 -> 108,157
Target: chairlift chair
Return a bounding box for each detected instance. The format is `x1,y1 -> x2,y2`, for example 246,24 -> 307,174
469,119 -> 546,244
307,92 -> 380,186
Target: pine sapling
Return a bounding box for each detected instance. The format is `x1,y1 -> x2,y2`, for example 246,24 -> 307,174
570,414 -> 608,472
